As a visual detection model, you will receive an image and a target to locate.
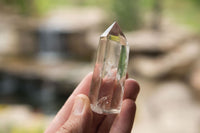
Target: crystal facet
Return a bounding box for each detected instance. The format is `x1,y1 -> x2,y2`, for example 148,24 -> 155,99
89,22 -> 129,114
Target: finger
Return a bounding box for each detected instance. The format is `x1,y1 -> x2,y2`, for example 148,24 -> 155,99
57,94 -> 93,133
45,72 -> 93,133
124,79 -> 140,101
110,99 -> 136,133
90,112 -> 106,133
97,114 -> 116,133
94,78 -> 140,132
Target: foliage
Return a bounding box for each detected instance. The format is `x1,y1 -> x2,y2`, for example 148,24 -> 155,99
165,0 -> 200,32
111,0 -> 142,31
0,125 -> 45,133
1,0 -> 200,31
2,0 -> 33,15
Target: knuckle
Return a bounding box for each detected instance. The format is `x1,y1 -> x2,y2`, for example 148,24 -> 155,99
57,121 -> 82,133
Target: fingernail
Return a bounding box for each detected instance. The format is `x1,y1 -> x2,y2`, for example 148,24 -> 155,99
73,95 -> 85,115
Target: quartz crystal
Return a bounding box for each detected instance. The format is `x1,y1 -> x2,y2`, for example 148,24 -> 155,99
89,22 -> 129,114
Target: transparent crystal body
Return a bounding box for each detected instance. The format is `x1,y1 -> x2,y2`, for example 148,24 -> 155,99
89,22 -> 129,114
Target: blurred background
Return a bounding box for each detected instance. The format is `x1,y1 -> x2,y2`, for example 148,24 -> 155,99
0,0 -> 200,132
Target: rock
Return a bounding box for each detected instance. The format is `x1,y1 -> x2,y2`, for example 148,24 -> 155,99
41,7 -> 106,33
129,40 -> 200,78
38,7 -> 106,60
127,20 -> 196,54
0,11 -> 40,57
85,31 -> 100,51
189,61 -> 200,91
0,57 -> 93,91
133,81 -> 200,133
0,25 -> 20,55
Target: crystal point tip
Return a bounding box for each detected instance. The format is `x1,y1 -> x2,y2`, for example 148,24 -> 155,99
101,22 -> 126,39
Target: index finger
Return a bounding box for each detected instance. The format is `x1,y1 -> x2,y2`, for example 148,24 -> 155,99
124,79 -> 140,101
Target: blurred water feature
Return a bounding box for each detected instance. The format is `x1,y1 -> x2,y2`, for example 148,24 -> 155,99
38,28 -> 64,61
0,72 -> 72,114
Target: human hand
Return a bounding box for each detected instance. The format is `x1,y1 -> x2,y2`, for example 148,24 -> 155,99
45,72 -> 140,133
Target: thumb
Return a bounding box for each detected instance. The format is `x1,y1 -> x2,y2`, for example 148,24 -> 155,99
57,94 -> 93,133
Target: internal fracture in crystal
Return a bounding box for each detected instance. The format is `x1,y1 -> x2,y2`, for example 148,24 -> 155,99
89,22 -> 129,114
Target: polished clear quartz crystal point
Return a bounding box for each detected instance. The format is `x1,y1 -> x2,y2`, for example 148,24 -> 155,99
89,22 -> 129,114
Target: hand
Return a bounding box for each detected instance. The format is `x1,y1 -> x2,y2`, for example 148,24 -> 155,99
45,72 -> 140,133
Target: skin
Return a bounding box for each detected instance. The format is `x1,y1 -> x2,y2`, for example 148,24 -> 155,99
45,72 -> 140,133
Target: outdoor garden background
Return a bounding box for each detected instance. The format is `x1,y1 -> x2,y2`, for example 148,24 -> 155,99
0,0 -> 200,132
